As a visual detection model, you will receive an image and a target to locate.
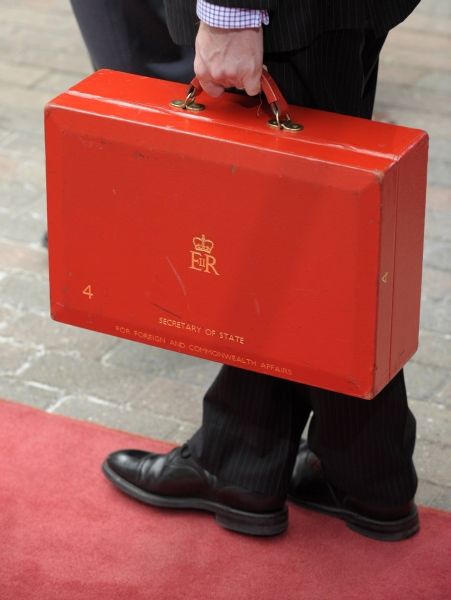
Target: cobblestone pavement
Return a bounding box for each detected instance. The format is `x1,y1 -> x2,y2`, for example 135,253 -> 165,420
0,0 -> 450,510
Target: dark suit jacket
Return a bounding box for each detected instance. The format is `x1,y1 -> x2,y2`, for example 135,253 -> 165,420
164,0 -> 420,52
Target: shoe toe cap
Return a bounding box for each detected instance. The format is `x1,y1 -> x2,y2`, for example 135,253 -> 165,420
105,449 -> 150,484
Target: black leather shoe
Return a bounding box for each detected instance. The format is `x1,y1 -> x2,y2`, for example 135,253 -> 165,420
288,440 -> 419,542
103,444 -> 288,537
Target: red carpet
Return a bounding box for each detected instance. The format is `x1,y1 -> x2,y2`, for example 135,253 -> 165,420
1,399 -> 450,600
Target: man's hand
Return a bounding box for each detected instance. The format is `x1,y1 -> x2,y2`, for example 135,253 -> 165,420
194,22 -> 263,97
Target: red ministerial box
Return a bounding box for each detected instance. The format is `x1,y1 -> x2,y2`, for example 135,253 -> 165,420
45,70 -> 428,399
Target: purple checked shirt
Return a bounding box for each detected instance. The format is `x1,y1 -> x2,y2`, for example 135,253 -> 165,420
197,0 -> 269,29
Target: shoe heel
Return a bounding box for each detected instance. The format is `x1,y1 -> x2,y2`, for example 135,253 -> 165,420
346,509 -> 420,542
215,507 -> 288,537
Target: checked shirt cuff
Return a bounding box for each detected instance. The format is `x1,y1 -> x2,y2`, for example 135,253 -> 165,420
197,0 -> 269,29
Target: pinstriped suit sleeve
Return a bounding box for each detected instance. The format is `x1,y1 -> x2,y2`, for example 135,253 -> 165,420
163,0 -> 421,53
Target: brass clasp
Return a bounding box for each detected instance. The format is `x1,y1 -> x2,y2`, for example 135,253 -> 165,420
170,85 -> 205,112
267,103 -> 303,132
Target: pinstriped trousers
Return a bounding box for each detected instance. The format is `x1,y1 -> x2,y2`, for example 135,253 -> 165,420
188,28 -> 418,507
69,0 -> 194,83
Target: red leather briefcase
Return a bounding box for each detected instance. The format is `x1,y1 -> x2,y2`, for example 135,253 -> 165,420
45,70 -> 428,399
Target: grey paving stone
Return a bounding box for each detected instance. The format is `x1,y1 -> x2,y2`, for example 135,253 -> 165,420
104,338 -> 219,384
373,107 -> 451,140
378,61 -> 425,86
0,337 -> 41,375
376,81 -> 451,116
0,209 -> 47,245
0,85 -> 53,136
1,312 -> 118,359
416,479 -> 451,511
50,394 -> 181,441
0,149 -> 20,185
104,338 -> 220,394
0,272 -> 49,313
410,399 -> 451,446
379,43 -> 451,74
171,421 -> 200,446
166,360 -> 221,389
436,381 -> 451,405
404,12 -> 451,36
0,180 -> 42,213
0,58 -> 48,87
417,0 -> 451,19
404,361 -> 449,401
423,239 -> 451,272
0,29 -> 91,75
426,186 -> 451,212
0,240 -> 47,275
414,438 -> 451,487
415,72 -> 451,94
427,161 -> 451,188
428,138 -> 451,165
0,127 -> 15,144
3,129 -> 45,157
1,5 -> 73,28
103,339 -> 165,373
425,209 -> 451,243
0,2 -> 92,71
419,297 -> 451,333
0,165 -> 45,211
0,304 -> 20,331
133,376 -> 204,425
0,378 -> 61,410
414,330 -> 451,369
422,267 -> 451,301
21,352 -> 152,405
33,70 -> 89,95
384,19 -> 451,55
16,194 -> 48,223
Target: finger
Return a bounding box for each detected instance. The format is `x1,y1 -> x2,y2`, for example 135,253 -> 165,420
232,80 -> 245,90
243,74 -> 261,97
198,80 -> 225,98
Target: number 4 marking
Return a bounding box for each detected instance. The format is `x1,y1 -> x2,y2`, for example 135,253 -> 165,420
83,285 -> 94,300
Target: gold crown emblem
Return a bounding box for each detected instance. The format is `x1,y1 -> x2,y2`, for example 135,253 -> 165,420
193,234 -> 214,254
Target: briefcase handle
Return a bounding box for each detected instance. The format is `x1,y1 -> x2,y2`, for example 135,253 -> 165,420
171,71 -> 303,132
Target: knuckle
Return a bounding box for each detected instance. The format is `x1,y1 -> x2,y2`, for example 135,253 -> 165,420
223,68 -> 238,81
194,62 -> 208,80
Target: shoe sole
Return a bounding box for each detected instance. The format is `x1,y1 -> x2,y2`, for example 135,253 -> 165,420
103,461 -> 288,537
288,495 -> 419,542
